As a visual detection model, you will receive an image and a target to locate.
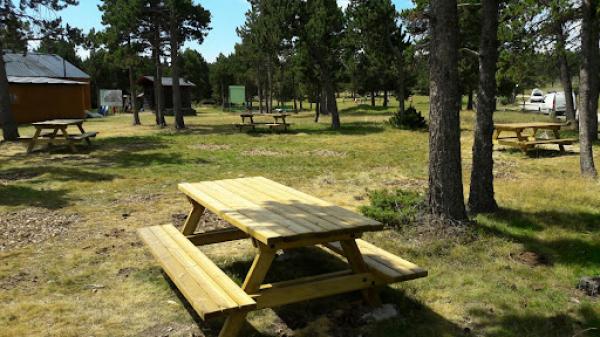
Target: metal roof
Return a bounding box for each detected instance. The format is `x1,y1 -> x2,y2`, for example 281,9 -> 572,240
140,76 -> 196,87
3,52 -> 90,79
8,76 -> 87,85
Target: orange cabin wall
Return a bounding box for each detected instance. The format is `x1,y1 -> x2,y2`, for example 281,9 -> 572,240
8,83 -> 90,124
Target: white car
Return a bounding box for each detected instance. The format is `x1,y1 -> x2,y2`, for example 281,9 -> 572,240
541,91 -> 577,116
530,89 -> 545,103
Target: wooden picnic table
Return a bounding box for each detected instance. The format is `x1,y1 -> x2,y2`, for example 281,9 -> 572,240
23,119 -> 97,153
138,177 -> 427,337
493,122 -> 577,152
236,113 -> 291,132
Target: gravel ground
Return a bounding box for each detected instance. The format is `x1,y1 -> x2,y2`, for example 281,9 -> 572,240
0,208 -> 80,251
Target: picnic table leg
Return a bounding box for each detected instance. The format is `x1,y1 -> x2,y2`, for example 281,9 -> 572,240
339,240 -> 382,307
26,128 -> 42,153
181,199 -> 205,235
59,128 -> 77,152
552,129 -> 566,152
219,244 -> 276,337
47,129 -> 59,148
77,123 -> 92,146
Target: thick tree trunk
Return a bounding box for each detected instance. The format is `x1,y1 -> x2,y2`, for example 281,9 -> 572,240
129,66 -> 141,125
169,11 -> 184,129
153,27 -> 166,127
469,0 -> 499,214
383,90 -> 389,107
315,89 -> 320,123
371,90 -> 376,107
398,65 -> 406,115
428,0 -> 467,220
0,49 -> 19,141
555,25 -> 576,128
467,90 -> 474,110
578,0 -> 598,177
325,81 -> 340,129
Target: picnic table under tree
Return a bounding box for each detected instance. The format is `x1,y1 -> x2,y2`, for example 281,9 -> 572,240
493,122 -> 577,152
235,113 -> 291,132
138,177 -> 427,337
19,119 -> 98,153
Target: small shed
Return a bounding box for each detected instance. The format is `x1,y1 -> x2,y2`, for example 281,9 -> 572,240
137,76 -> 197,115
3,52 -> 91,124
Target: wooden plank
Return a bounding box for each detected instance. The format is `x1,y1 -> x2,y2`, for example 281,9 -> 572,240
324,240 -> 428,283
186,227 -> 249,246
231,179 -> 349,231
216,179 -> 338,232
200,181 -> 314,236
162,225 -> 257,309
178,183 -> 285,244
181,200 -> 205,235
149,226 -> 240,310
253,272 -> 375,309
246,177 -> 382,227
339,240 -> 381,306
523,138 -> 577,145
138,227 -> 231,319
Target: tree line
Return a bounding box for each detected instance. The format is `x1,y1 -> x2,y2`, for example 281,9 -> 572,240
0,0 -> 598,221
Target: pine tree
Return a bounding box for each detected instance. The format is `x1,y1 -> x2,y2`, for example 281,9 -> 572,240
0,0 -> 79,141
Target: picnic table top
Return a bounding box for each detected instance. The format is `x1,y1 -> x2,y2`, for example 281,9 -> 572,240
494,122 -> 564,130
32,119 -> 85,127
240,113 -> 290,118
178,177 -> 382,245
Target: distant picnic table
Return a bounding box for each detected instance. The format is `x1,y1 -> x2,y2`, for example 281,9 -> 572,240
493,122 -> 577,153
138,177 -> 427,337
21,119 -> 97,154
235,113 -> 291,132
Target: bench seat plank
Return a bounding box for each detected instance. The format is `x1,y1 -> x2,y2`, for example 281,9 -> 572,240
68,132 -> 98,141
324,239 -> 427,283
138,225 -> 256,319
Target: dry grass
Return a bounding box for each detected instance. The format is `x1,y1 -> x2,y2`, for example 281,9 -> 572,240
0,97 -> 599,337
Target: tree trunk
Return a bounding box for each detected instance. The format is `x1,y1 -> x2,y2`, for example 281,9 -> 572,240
324,76 -> 340,128
467,89 -> 474,110
428,0 -> 467,220
555,19 -> 576,128
383,90 -> 389,107
0,49 -> 19,141
257,66 -> 264,113
315,89 -> 321,122
371,90 -> 376,107
267,60 -> 273,113
169,10 -> 184,129
129,66 -> 141,125
153,26 -> 166,127
469,0 -> 499,214
578,0 -> 598,177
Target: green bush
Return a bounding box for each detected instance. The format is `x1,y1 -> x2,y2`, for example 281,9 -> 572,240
359,189 -> 425,227
388,107 -> 427,130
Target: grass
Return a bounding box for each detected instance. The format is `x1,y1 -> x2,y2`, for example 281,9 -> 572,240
0,96 -> 599,337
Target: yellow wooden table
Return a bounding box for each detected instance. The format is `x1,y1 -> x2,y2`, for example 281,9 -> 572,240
138,177 -> 427,337
493,122 -> 577,152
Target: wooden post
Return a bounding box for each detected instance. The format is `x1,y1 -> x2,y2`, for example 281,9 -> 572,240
58,127 -> 76,152
339,240 -> 381,307
219,244 -> 276,337
553,128 -> 566,152
181,199 -> 205,235
27,128 -> 41,153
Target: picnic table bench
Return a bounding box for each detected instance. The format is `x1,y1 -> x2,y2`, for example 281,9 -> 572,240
138,177 -> 427,337
493,122 -> 577,153
19,119 -> 97,153
235,113 -> 291,132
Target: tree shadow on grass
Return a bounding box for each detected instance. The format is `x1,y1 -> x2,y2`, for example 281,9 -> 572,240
468,304 -> 600,337
0,166 -> 118,183
166,244 -> 465,337
0,185 -> 70,209
341,104 -> 396,116
289,121 -> 386,136
480,208 -> 600,268
494,147 -> 578,158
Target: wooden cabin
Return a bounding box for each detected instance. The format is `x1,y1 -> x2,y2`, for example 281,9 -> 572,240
137,76 -> 197,115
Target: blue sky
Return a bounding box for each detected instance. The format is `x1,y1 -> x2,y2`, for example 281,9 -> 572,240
59,0 -> 414,62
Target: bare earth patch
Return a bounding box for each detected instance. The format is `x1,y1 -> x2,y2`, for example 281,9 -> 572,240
188,143 -> 232,151
305,149 -> 347,158
0,170 -> 41,185
171,210 -> 231,232
0,270 -> 39,290
0,208 -> 81,251
511,251 -> 552,267
242,149 -> 283,156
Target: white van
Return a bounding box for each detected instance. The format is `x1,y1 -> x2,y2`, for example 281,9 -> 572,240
541,91 -> 577,116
